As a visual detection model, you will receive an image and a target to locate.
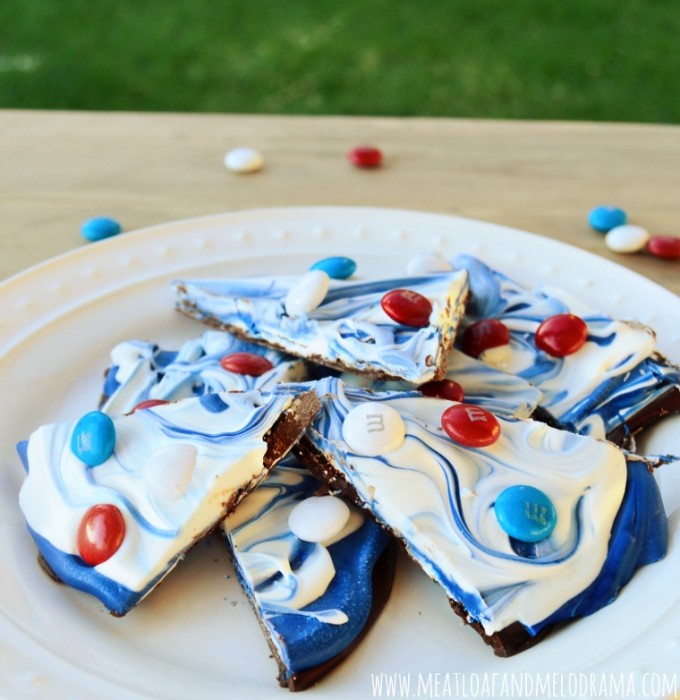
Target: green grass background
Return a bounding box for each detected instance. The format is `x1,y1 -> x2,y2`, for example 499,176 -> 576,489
1,0 -> 679,122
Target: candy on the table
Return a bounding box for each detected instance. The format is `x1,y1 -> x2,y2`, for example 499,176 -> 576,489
461,319 -> 510,359
285,269 -> 330,316
418,379 -> 465,402
224,147 -> 264,173
77,504 -> 126,566
310,256 -> 357,280
441,403 -> 501,447
605,224 -> 650,253
381,288 -> 433,327
588,206 -> 627,233
70,411 -> 116,467
494,485 -> 557,544
406,253 -> 453,275
535,314 -> 588,358
220,352 -> 275,377
647,235 -> 680,260
144,444 -> 197,500
81,216 -> 122,242
342,402 -> 406,456
288,495 -> 351,543
348,145 -> 383,168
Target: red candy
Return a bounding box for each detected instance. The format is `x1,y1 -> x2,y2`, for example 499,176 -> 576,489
77,504 -> 126,566
460,319 -> 510,358
647,235 -> 680,260
131,399 -> 169,412
419,379 -> 465,402
348,145 -> 383,169
381,289 -> 433,328
220,352 -> 274,377
535,314 -> 588,357
441,404 -> 500,448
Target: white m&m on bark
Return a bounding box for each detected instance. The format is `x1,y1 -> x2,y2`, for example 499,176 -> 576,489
288,496 -> 351,543
284,270 -> 330,316
342,403 -> 406,456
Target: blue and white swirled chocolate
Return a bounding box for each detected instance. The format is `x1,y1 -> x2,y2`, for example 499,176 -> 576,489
223,456 -> 391,683
17,388 -> 307,615
100,330 -> 309,415
301,377 -> 667,639
454,255 -> 680,441
340,347 -> 542,420
173,271 -> 469,384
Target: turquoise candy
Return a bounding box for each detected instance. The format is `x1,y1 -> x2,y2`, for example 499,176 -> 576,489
494,485 -> 557,543
70,411 -> 116,467
81,217 -> 122,242
588,206 -> 627,233
310,256 -> 356,280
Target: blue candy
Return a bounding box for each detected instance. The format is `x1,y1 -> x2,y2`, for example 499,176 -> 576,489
70,411 -> 116,467
494,485 -> 557,544
588,206 -> 627,233
81,217 -> 123,242
310,256 -> 356,280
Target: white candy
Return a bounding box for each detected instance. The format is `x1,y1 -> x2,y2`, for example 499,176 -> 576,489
342,402 -> 406,456
480,344 -> 512,371
144,444 -> 197,500
288,495 -> 351,543
406,253 -> 452,275
224,147 -> 264,173
284,270 -> 330,316
605,224 -> 650,254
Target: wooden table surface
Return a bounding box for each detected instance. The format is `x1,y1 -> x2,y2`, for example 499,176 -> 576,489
1,109 -> 678,293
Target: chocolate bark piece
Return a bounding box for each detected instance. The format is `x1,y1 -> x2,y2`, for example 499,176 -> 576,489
294,377 -> 667,656
17,387 -> 320,616
173,270 -> 469,385
222,457 -> 396,691
99,330 -> 309,414
454,254 -> 680,446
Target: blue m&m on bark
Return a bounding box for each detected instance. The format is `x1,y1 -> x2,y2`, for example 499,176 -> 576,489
494,485 -> 557,543
310,256 -> 357,280
71,411 -> 116,467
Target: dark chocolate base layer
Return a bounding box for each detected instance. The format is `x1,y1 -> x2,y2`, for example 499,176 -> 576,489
606,385 -> 680,449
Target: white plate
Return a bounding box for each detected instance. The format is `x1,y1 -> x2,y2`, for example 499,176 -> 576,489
1,207 -> 679,700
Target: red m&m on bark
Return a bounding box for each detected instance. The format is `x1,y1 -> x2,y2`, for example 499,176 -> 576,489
441,404 -> 500,448
381,289 -> 433,327
419,379 -> 465,402
220,352 -> 274,377
77,504 -> 126,566
131,399 -> 169,412
461,319 -> 510,358
535,314 -> 588,357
